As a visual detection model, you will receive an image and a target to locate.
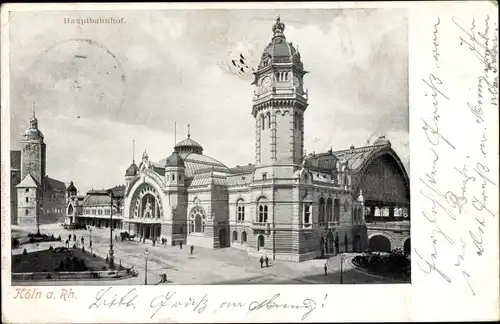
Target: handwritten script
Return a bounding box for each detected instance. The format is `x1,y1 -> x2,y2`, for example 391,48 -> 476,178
84,287 -> 323,321
417,14 -> 498,296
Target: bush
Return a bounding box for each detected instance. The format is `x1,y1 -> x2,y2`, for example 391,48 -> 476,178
22,248 -> 27,255
49,245 -> 54,252
105,255 -> 109,263
82,246 -> 85,252
47,273 -> 52,279
102,266 -> 107,271
72,244 -> 76,249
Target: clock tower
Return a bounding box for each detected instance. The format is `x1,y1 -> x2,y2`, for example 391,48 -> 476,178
252,16 -> 308,168
21,105 -> 46,186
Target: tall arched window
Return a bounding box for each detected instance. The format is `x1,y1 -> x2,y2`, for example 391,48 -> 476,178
261,115 -> 265,130
242,231 -> 247,243
326,198 -> 333,222
318,197 -> 325,226
334,199 -> 340,223
303,203 -> 312,228
275,72 -> 280,81
257,197 -> 268,223
232,231 -> 238,242
267,112 -> 271,129
237,199 -> 245,222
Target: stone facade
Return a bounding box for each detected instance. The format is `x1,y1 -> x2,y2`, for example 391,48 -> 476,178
114,17 -> 410,262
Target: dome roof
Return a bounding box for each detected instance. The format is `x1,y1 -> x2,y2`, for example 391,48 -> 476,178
24,128 -> 44,139
165,151 -> 185,168
125,163 -> 139,176
174,134 -> 204,154
66,181 -> 77,192
257,16 -> 304,69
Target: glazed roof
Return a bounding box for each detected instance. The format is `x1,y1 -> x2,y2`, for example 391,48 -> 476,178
83,191 -> 112,206
156,152 -> 228,178
305,136 -> 396,173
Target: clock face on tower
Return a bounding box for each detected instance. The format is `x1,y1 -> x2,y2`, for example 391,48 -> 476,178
260,75 -> 272,92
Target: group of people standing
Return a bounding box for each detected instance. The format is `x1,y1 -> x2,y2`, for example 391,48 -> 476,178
259,255 -> 270,268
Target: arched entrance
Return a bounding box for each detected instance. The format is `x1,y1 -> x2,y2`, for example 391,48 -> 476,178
353,235 -> 362,252
232,231 -> 238,242
403,238 -> 411,254
326,232 -> 334,254
219,228 -> 229,248
257,235 -> 265,251
369,235 -> 391,252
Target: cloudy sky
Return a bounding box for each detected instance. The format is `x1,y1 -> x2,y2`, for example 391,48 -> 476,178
9,9 -> 408,194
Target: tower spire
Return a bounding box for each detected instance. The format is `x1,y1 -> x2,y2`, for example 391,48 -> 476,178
187,124 -> 191,138
175,121 -> 177,146
32,101 -> 36,118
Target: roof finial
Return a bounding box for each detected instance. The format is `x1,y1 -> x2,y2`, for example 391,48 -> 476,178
174,121 -> 177,146
187,124 -> 191,138
32,101 -> 36,118
132,139 -> 135,164
272,15 -> 285,37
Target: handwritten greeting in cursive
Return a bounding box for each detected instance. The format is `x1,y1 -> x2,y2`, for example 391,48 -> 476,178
417,14 -> 498,297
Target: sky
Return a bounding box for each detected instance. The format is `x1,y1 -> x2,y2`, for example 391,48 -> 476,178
9,9 -> 408,194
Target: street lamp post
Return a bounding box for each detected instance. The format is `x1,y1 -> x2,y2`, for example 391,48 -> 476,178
340,253 -> 344,284
144,248 -> 149,285
107,189 -> 115,269
89,227 -> 93,255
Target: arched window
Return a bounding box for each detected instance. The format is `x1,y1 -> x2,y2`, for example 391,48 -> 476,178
267,112 -> 271,129
318,197 -> 325,225
233,231 -> 238,242
189,206 -> 206,233
241,231 -> 247,243
258,235 -> 265,251
237,199 -> 245,222
275,72 -> 280,81
344,200 -> 349,212
326,198 -> 333,222
261,115 -> 265,130
293,113 -> 297,129
257,197 -> 268,223
334,199 -> 340,223
172,174 -> 175,181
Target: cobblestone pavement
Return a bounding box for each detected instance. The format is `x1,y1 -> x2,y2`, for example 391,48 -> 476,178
10,224 -> 396,285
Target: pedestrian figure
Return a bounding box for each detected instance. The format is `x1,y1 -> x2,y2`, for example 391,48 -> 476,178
81,236 -> 84,244
265,255 -> 269,267
68,234 -> 71,242
153,239 -> 156,246
180,241 -> 183,249
260,256 -> 264,268
89,240 -> 92,249
190,245 -> 194,255
73,234 -> 76,241
324,263 -> 328,276
65,240 -> 69,248
165,238 -> 168,246
143,237 -> 146,244
161,237 -> 164,245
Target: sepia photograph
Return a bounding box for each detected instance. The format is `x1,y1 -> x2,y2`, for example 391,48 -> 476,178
8,9 -> 411,286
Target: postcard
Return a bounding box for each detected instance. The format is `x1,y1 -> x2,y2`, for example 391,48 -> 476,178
1,2 -> 498,323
